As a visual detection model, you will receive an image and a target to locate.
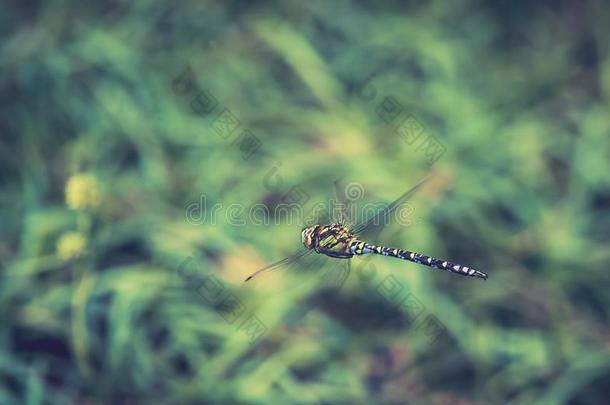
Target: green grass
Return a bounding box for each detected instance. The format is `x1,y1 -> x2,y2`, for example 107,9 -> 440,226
2,1 -> 610,403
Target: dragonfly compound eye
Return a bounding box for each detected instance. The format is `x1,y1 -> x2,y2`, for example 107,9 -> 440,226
301,225 -> 318,249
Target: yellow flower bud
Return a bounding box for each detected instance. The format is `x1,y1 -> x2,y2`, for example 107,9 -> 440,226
65,174 -> 101,210
57,232 -> 87,260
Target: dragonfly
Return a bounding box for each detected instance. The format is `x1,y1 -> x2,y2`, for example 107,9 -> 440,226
244,175 -> 488,286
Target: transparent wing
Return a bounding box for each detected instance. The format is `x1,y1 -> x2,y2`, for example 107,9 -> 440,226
244,180 -> 348,281
308,179 -> 352,289
250,251 -> 333,294
246,177 -> 357,286
352,174 -> 431,241
319,259 -> 350,290
244,248 -> 313,282
244,247 -> 346,289
333,178 -> 351,227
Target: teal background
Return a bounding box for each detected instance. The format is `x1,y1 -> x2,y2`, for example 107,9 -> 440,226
2,1 -> 610,403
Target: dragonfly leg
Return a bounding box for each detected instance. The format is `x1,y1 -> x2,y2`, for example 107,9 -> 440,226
316,246 -> 353,259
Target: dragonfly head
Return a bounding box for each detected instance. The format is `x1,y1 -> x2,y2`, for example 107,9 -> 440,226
301,225 -> 319,250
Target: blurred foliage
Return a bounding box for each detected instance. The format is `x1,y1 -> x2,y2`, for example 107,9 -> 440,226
2,0 -> 610,404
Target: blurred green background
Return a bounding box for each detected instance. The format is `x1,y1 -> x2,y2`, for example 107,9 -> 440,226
2,0 -> 610,404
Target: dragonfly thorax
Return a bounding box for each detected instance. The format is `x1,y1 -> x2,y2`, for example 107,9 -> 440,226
301,223 -> 357,258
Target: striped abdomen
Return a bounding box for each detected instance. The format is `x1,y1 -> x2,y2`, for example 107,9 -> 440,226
349,240 -> 487,280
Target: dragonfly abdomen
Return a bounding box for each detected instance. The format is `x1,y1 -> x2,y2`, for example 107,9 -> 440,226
350,240 -> 488,280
